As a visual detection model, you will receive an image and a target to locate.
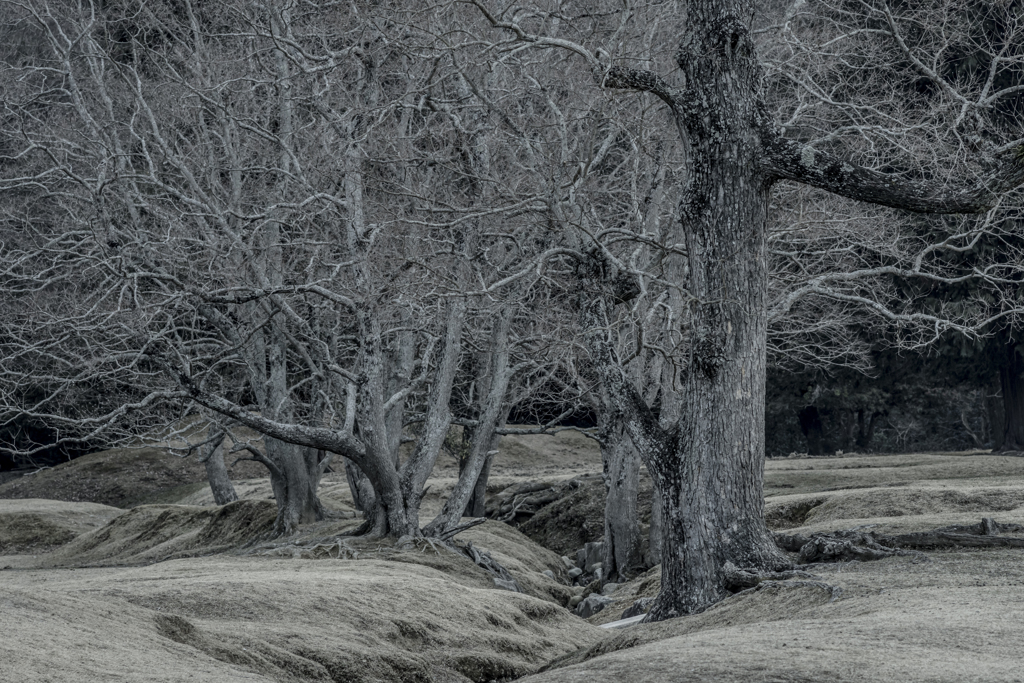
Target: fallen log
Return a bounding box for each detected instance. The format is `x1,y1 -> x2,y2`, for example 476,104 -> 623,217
775,518 -> 1024,563
878,531 -> 1024,550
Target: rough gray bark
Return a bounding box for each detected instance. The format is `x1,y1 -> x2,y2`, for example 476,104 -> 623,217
600,419 -> 643,582
344,458 -> 376,514
465,440 -> 495,519
647,486 -> 664,568
199,434 -> 238,506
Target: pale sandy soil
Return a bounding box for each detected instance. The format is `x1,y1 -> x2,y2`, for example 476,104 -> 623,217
3,437 -> 1024,682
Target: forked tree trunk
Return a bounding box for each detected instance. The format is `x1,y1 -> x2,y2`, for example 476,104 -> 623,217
999,340 -> 1024,451
423,308 -> 512,536
601,420 -> 643,581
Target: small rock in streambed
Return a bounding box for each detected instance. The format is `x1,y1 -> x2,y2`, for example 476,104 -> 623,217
561,555 -> 575,570
580,578 -> 602,598
575,594 -> 614,619
620,597 -> 654,619
569,595 -> 584,608
568,567 -> 583,579
601,582 -> 619,595
493,578 -> 519,591
542,569 -> 556,581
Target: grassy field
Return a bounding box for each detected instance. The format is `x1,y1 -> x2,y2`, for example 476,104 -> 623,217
2,437 -> 1024,682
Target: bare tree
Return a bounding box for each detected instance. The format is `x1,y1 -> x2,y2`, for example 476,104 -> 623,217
0,0 -> 550,538
464,0 -> 1024,619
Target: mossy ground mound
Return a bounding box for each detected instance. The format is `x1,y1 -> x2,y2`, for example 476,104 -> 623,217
35,499 -> 280,567
2,555 -> 604,683
0,499 -> 124,553
0,446 -> 266,508
525,550 -> 1024,683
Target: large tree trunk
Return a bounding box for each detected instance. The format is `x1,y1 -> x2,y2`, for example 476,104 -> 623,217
650,10 -> 788,619
201,435 -> 238,506
581,6 -> 789,619
266,438 -> 325,535
601,419 -> 644,582
999,340 -> 1024,451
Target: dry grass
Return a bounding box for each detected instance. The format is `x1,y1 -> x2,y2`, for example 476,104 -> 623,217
0,498 -> 124,553
0,446 -> 266,508
5,438 -> 1024,682
1,555 -> 604,683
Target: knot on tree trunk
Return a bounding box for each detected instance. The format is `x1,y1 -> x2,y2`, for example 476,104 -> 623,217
692,331 -> 726,379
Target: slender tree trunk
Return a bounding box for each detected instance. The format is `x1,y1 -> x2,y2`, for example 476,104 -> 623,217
344,457 -> 376,513
798,405 -> 827,455
424,307 -> 512,536
200,434 -> 238,506
465,438 -> 495,518
999,340 -> 1024,451
463,402 -> 512,518
601,419 -> 643,581
855,411 -> 881,452
988,378 -> 1005,451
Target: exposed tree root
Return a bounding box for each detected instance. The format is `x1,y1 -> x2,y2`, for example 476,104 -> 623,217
723,562 -> 829,591
487,478 -> 583,523
246,532 -> 524,592
775,518 -> 1024,563
459,540 -> 523,592
434,517 -> 486,542
733,578 -> 844,602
